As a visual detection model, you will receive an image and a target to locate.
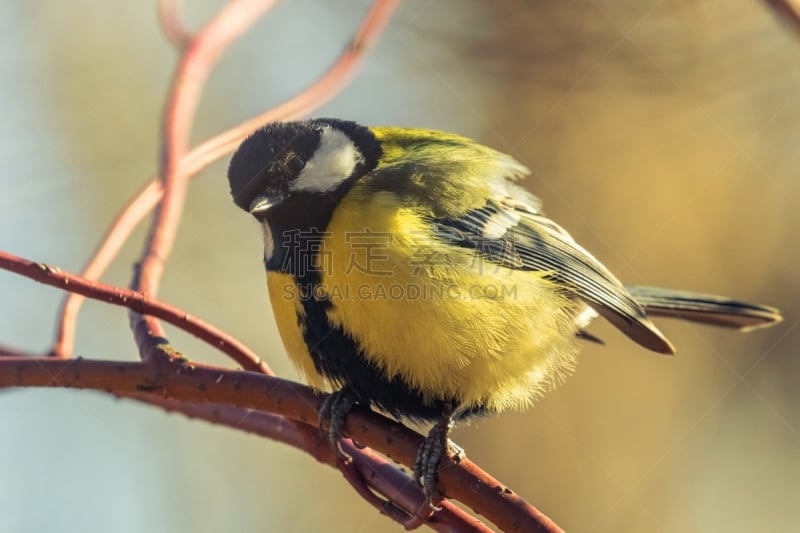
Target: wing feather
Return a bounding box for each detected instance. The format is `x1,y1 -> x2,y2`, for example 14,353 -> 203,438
432,199 -> 675,354
363,129 -> 778,353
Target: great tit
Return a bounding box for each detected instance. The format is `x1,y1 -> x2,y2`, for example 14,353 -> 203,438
227,118 -> 781,500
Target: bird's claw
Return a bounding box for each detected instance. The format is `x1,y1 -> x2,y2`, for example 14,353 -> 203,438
319,387 -> 358,463
413,416 -> 463,508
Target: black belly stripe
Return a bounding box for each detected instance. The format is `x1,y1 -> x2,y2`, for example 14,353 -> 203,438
287,270 -> 486,422
261,193 -> 490,422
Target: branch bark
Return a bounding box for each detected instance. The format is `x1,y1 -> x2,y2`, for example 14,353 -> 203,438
0,354 -> 562,533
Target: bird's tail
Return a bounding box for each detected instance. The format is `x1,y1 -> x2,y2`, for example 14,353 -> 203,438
626,286 -> 782,331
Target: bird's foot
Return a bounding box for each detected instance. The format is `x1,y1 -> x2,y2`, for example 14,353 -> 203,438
413,415 -> 464,508
319,386 -> 359,463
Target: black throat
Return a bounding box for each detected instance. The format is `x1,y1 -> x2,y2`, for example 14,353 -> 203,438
262,191 -> 341,283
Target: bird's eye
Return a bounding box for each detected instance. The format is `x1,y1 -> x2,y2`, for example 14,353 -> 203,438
287,155 -> 305,173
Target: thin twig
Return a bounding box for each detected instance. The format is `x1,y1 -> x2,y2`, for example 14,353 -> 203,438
51,180 -> 162,358
182,0 -> 400,172
763,0 -> 800,32
0,343 -> 39,358
159,0 -> 193,49
0,250 -> 269,373
132,0 -> 277,350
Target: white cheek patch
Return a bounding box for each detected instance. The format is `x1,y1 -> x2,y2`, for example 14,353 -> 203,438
290,127 -> 363,194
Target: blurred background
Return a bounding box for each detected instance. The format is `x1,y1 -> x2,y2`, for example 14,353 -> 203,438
0,1 -> 798,531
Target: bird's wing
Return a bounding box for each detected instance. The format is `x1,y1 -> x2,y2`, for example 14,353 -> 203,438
364,130 -> 671,353
430,198 -> 675,354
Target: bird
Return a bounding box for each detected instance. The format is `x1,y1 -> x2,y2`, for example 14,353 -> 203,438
226,117 -> 782,502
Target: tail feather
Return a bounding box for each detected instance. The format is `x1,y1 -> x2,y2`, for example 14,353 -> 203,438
626,286 -> 782,332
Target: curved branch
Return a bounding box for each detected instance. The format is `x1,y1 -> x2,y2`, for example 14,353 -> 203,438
132,0 -> 277,353
51,180 -> 162,358
0,355 -> 563,533
182,0 -> 400,173
0,250 -> 269,374
124,394 -> 489,532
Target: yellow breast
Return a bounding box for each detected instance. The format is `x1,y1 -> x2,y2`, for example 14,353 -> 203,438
314,184 -> 580,412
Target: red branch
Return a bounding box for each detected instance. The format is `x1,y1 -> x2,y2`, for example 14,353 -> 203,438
132,0 -> 278,351
51,180 -> 162,358
1,250 -> 269,373
0,354 -> 562,533
122,393 -> 488,532
182,0 -> 399,169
